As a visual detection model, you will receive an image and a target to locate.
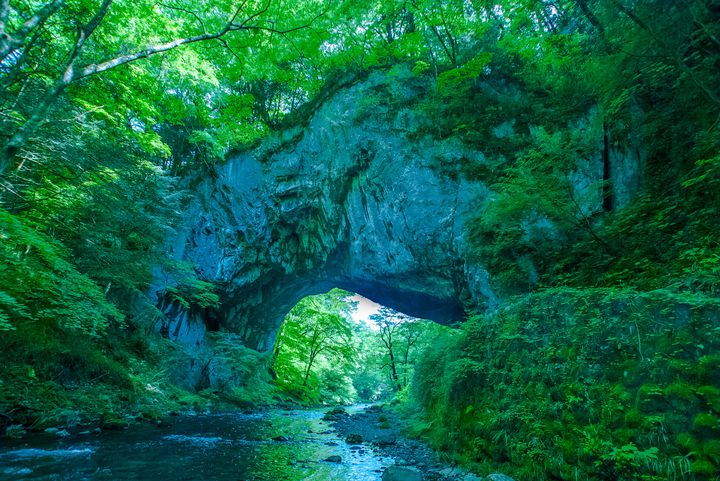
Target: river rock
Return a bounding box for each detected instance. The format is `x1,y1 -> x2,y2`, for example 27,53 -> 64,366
373,433 -> 397,446
156,419 -> 172,428
346,433 -> 363,444
485,474 -> 515,481
323,455 -> 342,463
101,415 -> 129,430
272,435 -> 289,442
382,466 -> 422,481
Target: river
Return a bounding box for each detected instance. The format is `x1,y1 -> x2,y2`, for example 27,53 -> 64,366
0,407 -> 395,480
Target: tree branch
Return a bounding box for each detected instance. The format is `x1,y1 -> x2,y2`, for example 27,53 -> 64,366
0,0 -> 64,62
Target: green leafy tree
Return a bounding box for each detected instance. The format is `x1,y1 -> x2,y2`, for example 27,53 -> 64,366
272,290 -> 355,401
0,0 -> 328,174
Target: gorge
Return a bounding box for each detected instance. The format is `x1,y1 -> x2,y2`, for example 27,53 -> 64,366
1,1 -> 719,480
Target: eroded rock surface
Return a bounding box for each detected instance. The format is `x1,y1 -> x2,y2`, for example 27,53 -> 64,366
172,67 -> 494,349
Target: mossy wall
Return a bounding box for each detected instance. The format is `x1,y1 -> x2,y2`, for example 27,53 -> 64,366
410,288 -> 720,480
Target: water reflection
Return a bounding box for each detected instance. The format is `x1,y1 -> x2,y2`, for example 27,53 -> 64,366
0,409 -> 392,481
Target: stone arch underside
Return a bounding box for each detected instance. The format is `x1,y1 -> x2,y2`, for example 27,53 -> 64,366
170,75 -> 498,350
166,67 -> 632,351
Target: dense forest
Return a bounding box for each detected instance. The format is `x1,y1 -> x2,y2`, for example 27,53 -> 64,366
1,0 -> 720,480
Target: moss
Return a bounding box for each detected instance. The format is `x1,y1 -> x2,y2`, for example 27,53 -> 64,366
668,359 -> 694,375
624,409 -> 643,428
698,354 -> 720,383
702,439 -> 720,460
407,289 -> 720,481
665,382 -> 696,399
697,385 -> 720,412
638,384 -> 666,412
693,412 -> 719,430
676,432 -> 697,450
690,457 -> 717,475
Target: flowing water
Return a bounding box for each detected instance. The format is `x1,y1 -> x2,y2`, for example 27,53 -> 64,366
0,408 -> 394,480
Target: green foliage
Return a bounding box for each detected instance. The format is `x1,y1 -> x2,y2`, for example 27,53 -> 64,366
272,290 -> 356,403
210,332 -> 274,405
408,288 -> 720,480
0,208 -> 122,335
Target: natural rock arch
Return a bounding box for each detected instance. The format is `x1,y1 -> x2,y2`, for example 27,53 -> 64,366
167,67 -> 634,351
170,71 -> 497,350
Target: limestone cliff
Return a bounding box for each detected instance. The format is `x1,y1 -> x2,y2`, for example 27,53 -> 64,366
164,65 -> 640,352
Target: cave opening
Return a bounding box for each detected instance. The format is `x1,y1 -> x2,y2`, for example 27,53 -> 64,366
269,288 -> 453,405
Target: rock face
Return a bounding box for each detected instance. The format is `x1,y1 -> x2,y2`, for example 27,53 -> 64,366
167,65 -> 640,351
172,66 -> 494,350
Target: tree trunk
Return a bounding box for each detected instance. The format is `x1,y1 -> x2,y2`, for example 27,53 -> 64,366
388,349 -> 401,391
303,351 -> 318,386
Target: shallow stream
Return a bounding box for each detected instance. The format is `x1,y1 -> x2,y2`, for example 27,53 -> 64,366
0,408 -> 394,480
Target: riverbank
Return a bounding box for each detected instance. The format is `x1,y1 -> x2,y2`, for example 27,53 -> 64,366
329,405 -> 513,481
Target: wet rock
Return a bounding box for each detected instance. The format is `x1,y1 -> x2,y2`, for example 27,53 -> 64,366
55,429 -> 71,438
346,433 -> 363,444
101,415 -> 129,430
44,427 -> 59,434
485,474 -> 515,481
273,435 -> 289,442
156,420 -> 173,428
463,475 -> 484,481
323,455 -> 342,463
373,433 -> 397,446
382,466 -> 422,481
322,407 -> 349,422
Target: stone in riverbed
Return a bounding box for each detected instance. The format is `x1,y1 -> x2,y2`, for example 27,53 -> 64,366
323,455 -> 342,463
272,435 -> 289,442
373,433 -> 397,446
346,433 -> 363,444
463,475 -> 484,481
485,474 -> 515,481
101,415 -> 129,430
381,466 -> 422,481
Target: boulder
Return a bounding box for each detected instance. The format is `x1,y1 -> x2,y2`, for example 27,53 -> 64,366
485,474 -> 515,481
373,433 -> 397,446
382,466 -> 422,481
